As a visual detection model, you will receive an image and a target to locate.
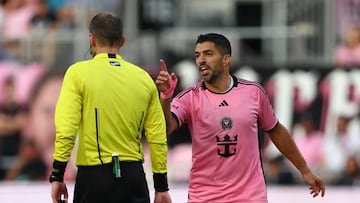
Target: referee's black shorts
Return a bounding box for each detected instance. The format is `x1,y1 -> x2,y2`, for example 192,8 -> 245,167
74,161 -> 150,203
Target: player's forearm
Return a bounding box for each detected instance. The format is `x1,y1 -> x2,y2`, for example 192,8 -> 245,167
268,123 -> 310,174
160,98 -> 177,135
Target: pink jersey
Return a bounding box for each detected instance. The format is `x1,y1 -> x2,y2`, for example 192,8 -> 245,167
335,45 -> 360,66
171,76 -> 278,203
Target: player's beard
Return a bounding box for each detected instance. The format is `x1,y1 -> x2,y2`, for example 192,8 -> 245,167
201,65 -> 223,83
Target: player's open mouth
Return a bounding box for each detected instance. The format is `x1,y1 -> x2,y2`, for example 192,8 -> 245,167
199,65 -> 209,75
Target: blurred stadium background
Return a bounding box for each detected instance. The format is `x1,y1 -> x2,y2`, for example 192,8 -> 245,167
1,0 -> 360,202
0,0 -> 348,67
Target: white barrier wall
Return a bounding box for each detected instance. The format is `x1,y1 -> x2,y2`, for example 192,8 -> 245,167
0,181 -> 359,203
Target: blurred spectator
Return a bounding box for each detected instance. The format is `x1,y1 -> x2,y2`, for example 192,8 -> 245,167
323,113 -> 360,184
55,0 -> 98,30
0,1 -> 3,34
0,0 -> 35,60
28,0 -> 58,65
0,61 -> 45,105
167,125 -> 191,149
55,2 -> 75,29
4,138 -> 45,180
31,0 -> 57,31
47,0 -> 66,14
334,24 -> 360,68
4,69 -> 76,181
264,155 -> 295,185
0,75 -> 28,180
0,44 -> 5,60
335,154 -> 360,186
292,112 -> 324,171
1,0 -> 34,39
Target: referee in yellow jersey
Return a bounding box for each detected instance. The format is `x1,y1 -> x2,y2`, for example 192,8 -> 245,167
50,12 -> 172,203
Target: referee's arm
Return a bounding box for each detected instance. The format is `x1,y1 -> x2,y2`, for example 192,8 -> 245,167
52,66 -> 82,180
144,85 -> 169,192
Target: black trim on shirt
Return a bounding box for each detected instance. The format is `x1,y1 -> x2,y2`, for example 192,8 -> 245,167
201,75 -> 238,92
231,75 -> 238,87
171,112 -> 180,129
95,108 -> 103,164
264,121 -> 279,133
108,53 -> 116,58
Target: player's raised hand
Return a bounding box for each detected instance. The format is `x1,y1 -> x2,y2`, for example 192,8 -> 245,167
155,59 -> 178,99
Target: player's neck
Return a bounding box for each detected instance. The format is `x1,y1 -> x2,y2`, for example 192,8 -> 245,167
205,74 -> 233,93
93,47 -> 120,56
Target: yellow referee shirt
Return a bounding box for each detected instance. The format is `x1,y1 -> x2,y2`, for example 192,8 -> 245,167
54,53 -> 168,174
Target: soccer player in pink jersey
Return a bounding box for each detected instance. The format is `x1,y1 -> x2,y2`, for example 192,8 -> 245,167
156,33 -> 325,203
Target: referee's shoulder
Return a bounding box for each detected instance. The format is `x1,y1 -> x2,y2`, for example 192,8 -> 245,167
122,60 -> 151,75
66,59 -> 87,68
121,60 -> 142,69
67,59 -> 92,71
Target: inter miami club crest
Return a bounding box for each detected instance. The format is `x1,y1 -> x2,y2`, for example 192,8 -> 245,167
220,116 -> 233,130
217,116 -> 237,157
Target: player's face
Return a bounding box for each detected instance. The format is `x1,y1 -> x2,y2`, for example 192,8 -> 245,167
194,41 -> 226,83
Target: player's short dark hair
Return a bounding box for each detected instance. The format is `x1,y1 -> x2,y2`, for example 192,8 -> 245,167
89,12 -> 123,47
196,33 -> 232,56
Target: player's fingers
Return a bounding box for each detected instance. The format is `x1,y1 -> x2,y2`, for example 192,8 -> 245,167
318,182 -> 325,197
156,73 -> 169,82
160,59 -> 168,72
309,184 -> 324,198
310,188 -> 318,197
314,178 -> 325,197
63,192 -> 69,201
170,72 -> 177,81
155,78 -> 165,86
320,186 -> 325,197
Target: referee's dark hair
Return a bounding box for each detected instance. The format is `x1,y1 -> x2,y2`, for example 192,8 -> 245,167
196,33 -> 232,56
89,12 -> 123,47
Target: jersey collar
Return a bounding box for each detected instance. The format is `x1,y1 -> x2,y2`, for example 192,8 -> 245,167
201,75 -> 238,90
93,53 -> 122,60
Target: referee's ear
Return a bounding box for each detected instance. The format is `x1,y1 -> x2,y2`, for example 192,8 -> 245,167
119,36 -> 126,48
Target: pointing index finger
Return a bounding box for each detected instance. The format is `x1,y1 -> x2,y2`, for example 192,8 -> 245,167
160,59 -> 168,72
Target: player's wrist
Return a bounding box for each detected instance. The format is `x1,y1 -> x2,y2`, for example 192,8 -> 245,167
160,88 -> 175,99
160,76 -> 177,99
49,160 -> 67,183
153,173 -> 169,192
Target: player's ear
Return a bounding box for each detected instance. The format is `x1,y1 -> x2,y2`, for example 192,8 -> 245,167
119,36 -> 126,48
223,54 -> 231,66
89,33 -> 96,47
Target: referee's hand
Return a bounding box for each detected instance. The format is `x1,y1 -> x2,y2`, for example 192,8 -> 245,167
51,182 -> 68,203
154,191 -> 172,203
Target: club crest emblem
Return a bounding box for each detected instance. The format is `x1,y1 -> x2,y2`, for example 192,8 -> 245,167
220,117 -> 233,130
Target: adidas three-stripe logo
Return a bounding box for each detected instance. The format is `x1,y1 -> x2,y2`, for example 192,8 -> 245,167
218,100 -> 229,107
